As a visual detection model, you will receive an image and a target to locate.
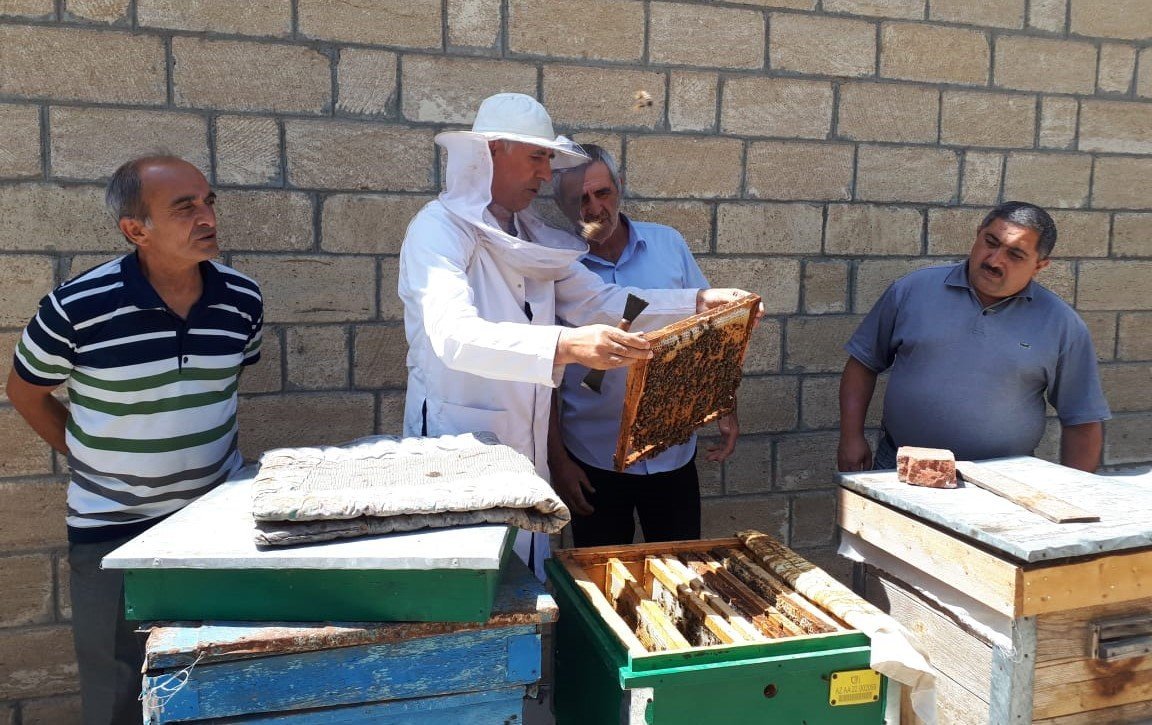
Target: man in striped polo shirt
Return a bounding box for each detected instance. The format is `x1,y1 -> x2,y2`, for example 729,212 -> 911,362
6,156 -> 263,725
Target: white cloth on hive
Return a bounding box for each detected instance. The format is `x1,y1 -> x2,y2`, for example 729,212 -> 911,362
251,432 -> 570,546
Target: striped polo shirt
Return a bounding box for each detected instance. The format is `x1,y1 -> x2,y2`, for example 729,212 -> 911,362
13,252 -> 263,541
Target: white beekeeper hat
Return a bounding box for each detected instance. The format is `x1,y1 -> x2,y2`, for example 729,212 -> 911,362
435,93 -> 589,169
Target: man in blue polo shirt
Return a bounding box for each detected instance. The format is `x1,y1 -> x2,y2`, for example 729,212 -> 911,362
547,145 -> 739,545
837,201 -> 1109,473
6,155 -> 263,724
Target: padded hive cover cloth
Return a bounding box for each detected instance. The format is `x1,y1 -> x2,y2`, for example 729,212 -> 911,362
252,432 -> 570,546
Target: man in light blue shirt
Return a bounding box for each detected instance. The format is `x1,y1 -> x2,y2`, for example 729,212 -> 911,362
547,145 -> 739,546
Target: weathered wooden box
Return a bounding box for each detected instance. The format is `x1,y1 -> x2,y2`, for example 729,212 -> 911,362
545,538 -> 889,725
839,456 -> 1152,724
104,471 -> 513,622
139,557 -> 554,723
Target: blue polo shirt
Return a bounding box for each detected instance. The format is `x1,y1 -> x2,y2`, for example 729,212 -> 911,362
846,262 -> 1110,461
558,216 -> 709,473
14,252 -> 263,540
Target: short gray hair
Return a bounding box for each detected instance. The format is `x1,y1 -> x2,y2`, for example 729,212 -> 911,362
573,143 -> 622,192
105,154 -> 183,223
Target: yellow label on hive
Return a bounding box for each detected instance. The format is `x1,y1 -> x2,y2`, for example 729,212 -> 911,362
828,668 -> 881,707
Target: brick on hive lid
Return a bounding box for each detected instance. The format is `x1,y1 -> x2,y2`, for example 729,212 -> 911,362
896,446 -> 957,488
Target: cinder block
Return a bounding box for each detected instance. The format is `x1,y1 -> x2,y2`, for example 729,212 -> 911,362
215,116 -> 281,186
1099,364 -> 1152,413
627,136 -> 744,199
856,145 -> 959,203
790,490 -> 839,547
801,374 -> 886,430
716,203 -> 823,254
403,56 -> 536,124
795,545 -> 855,586
0,480 -> 68,549
0,25 -> 165,104
1098,44 -> 1137,95
649,3 -> 764,69
0,626 -> 77,699
1070,0 -> 1152,41
825,204 -> 923,256
961,151 -> 1004,206
508,0 -> 644,62
0,254 -> 55,328
231,255 -> 376,323
743,318 -> 782,374
746,141 -> 854,201
1093,157 -> 1152,210
697,258 -> 800,315
720,436 -> 773,496
0,553 -> 53,627
286,325 -> 349,390
623,201 -> 713,254
378,390 -> 406,434
1079,100 -> 1152,155
448,0 -> 500,48
1118,313 -> 1152,360
1,0 -> 52,18
544,66 -> 664,130
49,107 -> 209,181
285,121 -> 434,191
803,261 -> 850,315
994,37 -> 1096,94
1037,259 -> 1074,304
353,325 -> 409,389
237,393 -> 376,459
669,72 -> 718,133
776,431 -> 842,490
836,82 -> 938,143
941,91 -> 1036,149
216,191 -> 313,252
769,13 -> 876,78
172,38 -> 331,114
18,694 -> 82,725
1038,96 -> 1079,150
1028,0 -> 1066,32
1080,311 -> 1117,361
1139,49 -> 1152,98
822,0 -> 923,19
880,22 -> 990,86
1104,414 -> 1152,466
1002,152 -> 1091,209
0,331 -> 19,403
1112,214 -> 1152,258
1047,210 -> 1110,258
785,315 -> 866,373
927,207 -> 985,255
721,77 -> 833,139
1077,261 -> 1152,311
297,0 -> 441,48
930,0 -> 1023,28
378,257 -> 404,322
0,104 -> 41,179
736,376 -> 799,434
725,0 -> 812,8
322,194 -> 432,255
66,0 -> 129,23
854,258 -> 946,311
238,327 -> 282,394
137,0 -> 291,36
701,495 -> 789,542
337,49 -> 398,117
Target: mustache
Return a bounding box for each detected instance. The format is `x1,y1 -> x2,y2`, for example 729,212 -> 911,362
981,263 -> 1003,278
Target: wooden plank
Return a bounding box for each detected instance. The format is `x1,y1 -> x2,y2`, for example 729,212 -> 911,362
554,552 -> 648,656
1019,548 -> 1152,616
838,488 -> 1022,616
606,558 -> 689,653
956,461 -> 1100,524
660,556 -> 767,644
645,557 -> 742,646
840,456 -> 1152,563
988,616 -> 1037,724
681,552 -> 799,638
1034,698 -> 1152,724
712,547 -> 841,634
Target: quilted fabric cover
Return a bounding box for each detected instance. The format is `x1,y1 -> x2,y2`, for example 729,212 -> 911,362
251,432 -> 570,546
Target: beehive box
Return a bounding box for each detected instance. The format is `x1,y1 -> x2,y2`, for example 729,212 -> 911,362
545,536 -> 889,725
103,470 -> 513,622
839,456 -> 1152,724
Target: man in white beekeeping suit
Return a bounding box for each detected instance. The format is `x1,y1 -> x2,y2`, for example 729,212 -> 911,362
398,93 -> 758,579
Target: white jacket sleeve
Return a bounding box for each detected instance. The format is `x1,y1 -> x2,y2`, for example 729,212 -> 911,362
399,211 -> 563,387
554,261 -> 699,328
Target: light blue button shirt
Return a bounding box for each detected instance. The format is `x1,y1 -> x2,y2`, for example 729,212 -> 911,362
558,216 -> 709,474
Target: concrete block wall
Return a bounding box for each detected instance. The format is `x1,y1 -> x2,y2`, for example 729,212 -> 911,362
0,0 -> 1149,717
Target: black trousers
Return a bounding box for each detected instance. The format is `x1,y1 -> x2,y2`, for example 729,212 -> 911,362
568,452 -> 701,547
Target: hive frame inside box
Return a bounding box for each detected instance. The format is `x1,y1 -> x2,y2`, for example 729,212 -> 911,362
545,538 -> 888,725
615,294 -> 760,471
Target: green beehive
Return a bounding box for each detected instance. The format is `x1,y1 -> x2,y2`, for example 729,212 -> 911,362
545,538 -> 889,725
